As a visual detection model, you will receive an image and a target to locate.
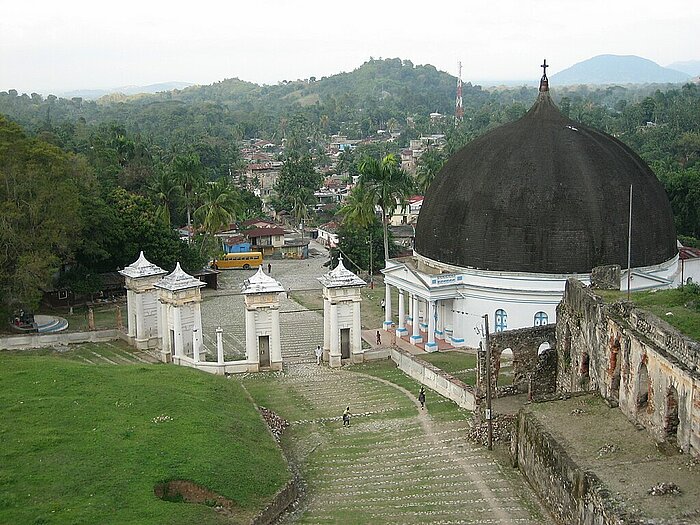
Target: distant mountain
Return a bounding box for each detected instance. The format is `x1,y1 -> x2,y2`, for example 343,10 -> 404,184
666,60 -> 700,77
60,81 -> 193,100
551,55 -> 691,85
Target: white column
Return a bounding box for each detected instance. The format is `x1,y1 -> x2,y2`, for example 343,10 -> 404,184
271,306 -> 281,368
216,326 -> 224,364
397,290 -> 407,336
158,301 -> 167,352
383,284 -> 392,330
352,301 -> 362,358
426,300 -> 437,351
195,302 -> 203,360
192,329 -> 199,362
134,294 -> 145,340
329,302 -> 339,367
410,295 -> 422,343
173,306 -> 183,358
245,308 -> 257,364
126,290 -> 135,337
435,301 -> 444,340
408,292 -> 414,322
323,297 -> 330,351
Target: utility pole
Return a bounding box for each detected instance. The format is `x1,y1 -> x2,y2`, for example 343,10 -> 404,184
482,314 -> 493,450
627,184 -> 633,301
368,233 -> 374,288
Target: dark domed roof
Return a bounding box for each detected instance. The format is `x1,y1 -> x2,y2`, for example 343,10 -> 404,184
415,90 -> 677,273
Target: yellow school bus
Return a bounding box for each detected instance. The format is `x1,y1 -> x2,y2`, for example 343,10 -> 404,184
212,252 -> 263,270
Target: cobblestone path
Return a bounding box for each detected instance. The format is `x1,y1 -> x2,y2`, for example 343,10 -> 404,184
241,363 -> 548,524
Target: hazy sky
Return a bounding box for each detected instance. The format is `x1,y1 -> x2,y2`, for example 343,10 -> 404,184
1,0 -> 698,94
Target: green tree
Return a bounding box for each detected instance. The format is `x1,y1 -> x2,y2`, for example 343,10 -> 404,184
172,153 -> 205,242
148,170 -> 181,226
272,153 -> 321,212
332,218 -> 391,276
357,153 -> 414,264
194,179 -> 240,255
0,116 -> 84,318
415,148 -> 446,194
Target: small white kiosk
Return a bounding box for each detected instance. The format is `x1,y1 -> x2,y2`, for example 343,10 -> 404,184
154,263 -> 206,363
119,252 -> 167,349
319,256 -> 366,367
242,268 -> 284,371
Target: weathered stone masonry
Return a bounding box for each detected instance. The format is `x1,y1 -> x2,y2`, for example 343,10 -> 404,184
556,279 -> 700,457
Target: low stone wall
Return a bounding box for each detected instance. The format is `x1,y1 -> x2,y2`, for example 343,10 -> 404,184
249,477 -> 300,525
513,408 -> 625,525
390,347 -> 477,410
173,355 -> 251,375
0,329 -> 126,350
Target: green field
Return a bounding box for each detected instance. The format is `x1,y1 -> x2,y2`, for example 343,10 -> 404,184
0,353 -> 289,524
596,285 -> 700,341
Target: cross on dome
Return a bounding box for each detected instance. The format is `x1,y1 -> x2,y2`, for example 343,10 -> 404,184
539,58 -> 550,93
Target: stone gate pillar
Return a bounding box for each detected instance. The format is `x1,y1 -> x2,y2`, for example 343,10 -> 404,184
319,256 -> 366,367
119,251 -> 167,349
154,263 -> 206,363
242,268 -> 284,372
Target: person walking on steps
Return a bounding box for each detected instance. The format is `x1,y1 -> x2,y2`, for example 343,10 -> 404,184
418,386 -> 426,410
315,345 -> 323,365
343,407 -> 351,427
376,330 -> 381,346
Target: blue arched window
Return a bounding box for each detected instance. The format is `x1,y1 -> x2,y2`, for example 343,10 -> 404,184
534,311 -> 548,327
495,309 -> 507,332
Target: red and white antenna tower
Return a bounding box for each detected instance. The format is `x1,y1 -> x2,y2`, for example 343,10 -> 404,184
455,61 -> 464,126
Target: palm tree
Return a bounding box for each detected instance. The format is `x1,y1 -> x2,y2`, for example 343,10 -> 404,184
194,179 -> 240,253
340,183 -> 376,229
148,170 -> 180,226
341,183 -> 380,276
172,153 -> 204,243
415,148 -> 446,194
291,192 -> 310,238
358,153 -> 414,264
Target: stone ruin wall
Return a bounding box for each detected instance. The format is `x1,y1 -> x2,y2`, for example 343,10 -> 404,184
483,325 -> 557,399
556,279 -> 700,457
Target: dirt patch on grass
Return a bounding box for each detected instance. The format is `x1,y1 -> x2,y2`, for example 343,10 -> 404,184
154,480 -> 236,513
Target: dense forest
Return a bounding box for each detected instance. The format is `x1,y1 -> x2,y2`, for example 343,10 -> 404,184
1,58 -> 699,320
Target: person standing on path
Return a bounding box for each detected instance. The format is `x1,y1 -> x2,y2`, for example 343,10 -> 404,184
315,345 -> 323,365
267,262 -> 272,274
376,330 -> 381,346
380,299 -> 385,311
343,406 -> 351,427
418,386 -> 426,409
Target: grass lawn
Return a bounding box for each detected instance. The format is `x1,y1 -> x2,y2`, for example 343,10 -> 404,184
596,286 -> 700,341
349,360 -> 471,424
0,355 -> 290,524
419,351 -> 478,386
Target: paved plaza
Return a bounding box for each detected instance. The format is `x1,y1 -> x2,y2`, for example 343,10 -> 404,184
200,241 -> 332,362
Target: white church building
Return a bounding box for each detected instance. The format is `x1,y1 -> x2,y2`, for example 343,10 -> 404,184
383,66 -> 681,349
